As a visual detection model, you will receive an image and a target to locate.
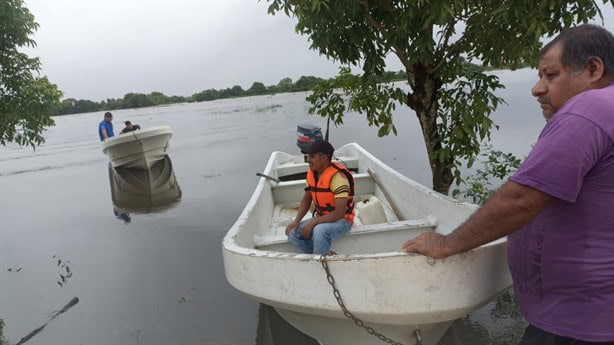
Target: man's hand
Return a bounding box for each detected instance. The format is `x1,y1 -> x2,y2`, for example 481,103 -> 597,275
401,232 -> 450,259
285,220 -> 299,236
301,220 -> 316,239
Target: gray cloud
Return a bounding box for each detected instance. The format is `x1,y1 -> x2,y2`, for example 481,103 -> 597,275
24,0 -> 613,101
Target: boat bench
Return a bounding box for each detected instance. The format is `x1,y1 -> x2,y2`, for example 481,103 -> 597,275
254,217 -> 436,253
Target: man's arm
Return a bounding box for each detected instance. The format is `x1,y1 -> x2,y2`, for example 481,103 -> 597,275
285,191 -> 312,235
101,127 -> 109,139
300,197 -> 347,239
402,181 -> 552,258
310,197 -> 347,225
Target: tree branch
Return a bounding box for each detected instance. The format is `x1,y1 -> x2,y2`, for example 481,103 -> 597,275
362,0 -> 414,74
432,7 -> 492,73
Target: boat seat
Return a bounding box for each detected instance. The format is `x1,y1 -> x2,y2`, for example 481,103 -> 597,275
254,217 -> 436,251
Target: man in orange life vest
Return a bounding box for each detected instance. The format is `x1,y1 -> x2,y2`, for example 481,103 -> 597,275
285,141 -> 355,254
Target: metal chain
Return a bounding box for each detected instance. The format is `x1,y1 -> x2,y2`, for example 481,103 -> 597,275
319,252 -> 423,345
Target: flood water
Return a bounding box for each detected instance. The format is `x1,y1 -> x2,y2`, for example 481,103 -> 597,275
1,68 -> 544,345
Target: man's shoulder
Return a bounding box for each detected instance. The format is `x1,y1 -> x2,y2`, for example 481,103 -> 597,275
334,166 -> 355,185
330,171 -> 349,188
561,84 -> 614,137
333,169 -> 348,178
330,172 -> 350,197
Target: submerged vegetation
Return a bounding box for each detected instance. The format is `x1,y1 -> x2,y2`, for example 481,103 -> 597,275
255,104 -> 283,113
0,319 -> 7,345
452,146 -> 522,204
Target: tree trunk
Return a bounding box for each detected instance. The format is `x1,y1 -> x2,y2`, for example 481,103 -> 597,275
407,63 -> 454,195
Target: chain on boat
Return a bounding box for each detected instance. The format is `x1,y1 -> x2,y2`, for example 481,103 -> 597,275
319,252 -> 423,345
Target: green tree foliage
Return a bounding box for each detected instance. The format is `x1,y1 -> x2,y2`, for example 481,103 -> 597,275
192,89 -> 219,102
229,85 -> 245,96
58,98 -> 101,114
276,77 -> 293,92
247,82 -> 268,95
122,92 -> 152,108
147,91 -> 169,105
55,75 -> 338,115
452,146 -> 522,204
267,0 -> 610,194
293,75 -> 324,91
1,0 -> 62,148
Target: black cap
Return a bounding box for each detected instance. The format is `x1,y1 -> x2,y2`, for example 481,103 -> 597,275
305,140 -> 334,157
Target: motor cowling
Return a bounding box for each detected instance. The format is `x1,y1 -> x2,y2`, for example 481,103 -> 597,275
296,123 -> 323,154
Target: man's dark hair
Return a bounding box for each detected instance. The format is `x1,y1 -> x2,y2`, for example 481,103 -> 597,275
104,112 -> 112,118
540,24 -> 614,75
125,121 -> 131,125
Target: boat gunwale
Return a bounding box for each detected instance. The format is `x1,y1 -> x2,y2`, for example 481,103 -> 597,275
102,125 -> 172,152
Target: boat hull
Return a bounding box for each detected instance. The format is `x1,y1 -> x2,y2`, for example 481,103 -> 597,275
102,126 -> 172,169
223,245 -> 509,345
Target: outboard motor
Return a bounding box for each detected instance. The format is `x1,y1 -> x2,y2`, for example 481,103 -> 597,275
296,123 -> 323,154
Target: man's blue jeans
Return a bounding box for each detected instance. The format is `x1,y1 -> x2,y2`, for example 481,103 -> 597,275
287,218 -> 351,254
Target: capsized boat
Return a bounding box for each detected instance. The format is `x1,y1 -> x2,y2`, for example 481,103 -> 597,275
102,126 -> 172,169
222,142 -> 512,345
108,155 -> 182,214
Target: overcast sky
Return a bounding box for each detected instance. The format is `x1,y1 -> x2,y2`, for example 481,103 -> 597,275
24,0 -> 614,101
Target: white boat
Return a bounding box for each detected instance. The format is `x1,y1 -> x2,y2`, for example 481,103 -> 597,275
108,155 -> 182,214
222,143 -> 512,345
102,126 -> 172,169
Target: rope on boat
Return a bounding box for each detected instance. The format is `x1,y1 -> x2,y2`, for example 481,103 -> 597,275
319,252 -> 422,345
130,130 -> 144,147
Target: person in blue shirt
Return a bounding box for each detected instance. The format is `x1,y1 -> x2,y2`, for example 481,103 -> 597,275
98,112 -> 114,141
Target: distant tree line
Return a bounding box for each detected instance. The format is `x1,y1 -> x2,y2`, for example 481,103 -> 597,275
56,71 -> 408,115
56,59 -> 505,116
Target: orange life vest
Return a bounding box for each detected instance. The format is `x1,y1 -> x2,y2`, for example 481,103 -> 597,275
305,162 -> 355,225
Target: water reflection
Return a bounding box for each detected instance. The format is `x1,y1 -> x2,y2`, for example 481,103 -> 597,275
256,304 -> 319,345
107,155 -> 182,220
255,291 -> 526,345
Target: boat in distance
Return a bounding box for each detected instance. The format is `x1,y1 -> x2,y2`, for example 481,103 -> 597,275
102,126 -> 172,169
222,142 -> 512,345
